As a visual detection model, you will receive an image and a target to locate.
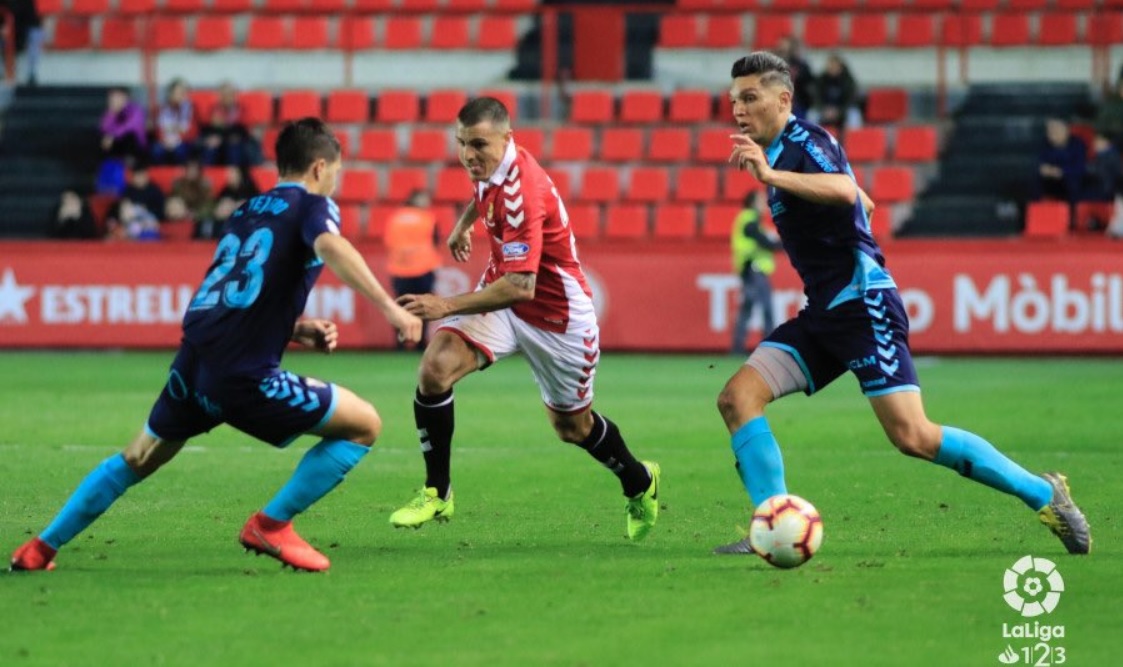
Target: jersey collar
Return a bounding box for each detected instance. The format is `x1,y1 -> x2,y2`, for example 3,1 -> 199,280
481,138 -> 518,192
766,115 -> 796,167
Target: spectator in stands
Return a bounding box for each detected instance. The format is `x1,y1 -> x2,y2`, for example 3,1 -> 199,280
0,0 -> 43,86
99,87 -> 147,163
121,165 -> 166,220
1094,78 -> 1123,148
199,82 -> 257,166
199,165 -> 259,240
730,191 -> 780,356
49,190 -> 99,239
1032,118 -> 1085,206
167,159 -> 215,225
812,54 -> 861,132
104,197 -> 160,241
151,78 -> 196,165
1086,134 -> 1122,203
774,36 -> 814,119
384,189 -> 441,350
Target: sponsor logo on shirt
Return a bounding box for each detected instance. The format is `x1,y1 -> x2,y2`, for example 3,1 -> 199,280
502,241 -> 530,262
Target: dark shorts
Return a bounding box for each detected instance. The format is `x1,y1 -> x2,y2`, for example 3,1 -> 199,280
761,288 -> 920,397
146,344 -> 338,447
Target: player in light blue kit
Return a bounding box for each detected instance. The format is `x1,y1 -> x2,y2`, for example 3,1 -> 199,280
712,52 -> 1091,556
10,118 -> 422,572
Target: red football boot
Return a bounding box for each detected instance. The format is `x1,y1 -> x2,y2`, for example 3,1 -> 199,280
10,537 -> 58,572
238,512 -> 330,572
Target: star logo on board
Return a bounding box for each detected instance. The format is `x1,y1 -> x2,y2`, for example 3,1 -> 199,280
0,269 -> 36,325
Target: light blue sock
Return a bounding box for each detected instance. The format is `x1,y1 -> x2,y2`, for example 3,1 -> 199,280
40,453 -> 141,549
731,416 -> 788,506
263,439 -> 369,522
934,426 -> 1053,511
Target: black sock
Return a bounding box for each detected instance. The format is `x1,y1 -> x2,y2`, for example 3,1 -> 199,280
578,412 -> 651,497
415,388 -> 454,499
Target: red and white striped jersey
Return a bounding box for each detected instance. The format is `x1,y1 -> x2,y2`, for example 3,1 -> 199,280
472,140 -> 595,334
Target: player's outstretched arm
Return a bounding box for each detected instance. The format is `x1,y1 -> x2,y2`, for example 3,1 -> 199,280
730,134 -> 858,208
313,232 -> 422,342
398,272 -> 535,320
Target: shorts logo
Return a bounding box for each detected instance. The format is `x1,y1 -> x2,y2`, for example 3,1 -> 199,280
1003,555 -> 1064,617
502,242 -> 530,262
260,372 -> 322,413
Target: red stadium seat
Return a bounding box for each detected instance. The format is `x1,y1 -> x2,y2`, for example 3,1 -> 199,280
477,89 -> 518,120
960,0 -> 999,9
722,169 -> 762,202
263,0 -> 307,10
247,17 -> 288,50
1073,201 -> 1113,233
447,0 -> 489,9
493,0 -> 537,9
477,16 -> 519,50
69,0 -> 108,15
871,167 -> 915,203
376,90 -> 421,123
337,168 -> 378,204
1089,13 -> 1123,45
570,90 -> 615,124
550,128 -> 594,162
400,0 -> 441,9
334,130 -> 351,158
387,168 -> 431,203
769,0 -> 811,9
818,0 -> 859,8
163,0 -> 205,10
546,169 -> 572,201
239,90 -> 274,126
291,17 -> 331,50
116,0 -> 156,14
600,128 -> 644,162
675,167 -> 718,203
803,15 -> 841,49
148,166 -> 180,194
426,89 -> 469,123
679,0 -> 760,6
847,15 -> 889,48
148,17 -> 187,50
669,90 -> 712,122
843,127 -> 887,163
435,167 -> 472,203
658,15 -> 699,48
310,0 -> 349,9
865,0 -> 905,6
626,167 -> 669,203
189,90 -> 219,122
578,167 -> 621,203
619,91 -> 664,123
565,204 -> 601,239
753,15 -> 792,50
654,204 -> 697,239
430,17 -> 471,49
1037,13 -> 1079,46
704,15 -> 742,48
894,14 -> 936,48
338,17 -> 376,50
407,128 -> 451,163
99,18 -> 138,51
250,165 -> 279,191
362,205 -> 391,240
278,91 -> 321,122
336,205 -> 361,239
1008,0 -> 1047,8
893,126 -> 938,162
513,127 -> 544,158
647,127 -> 692,163
260,127 -> 280,161
353,0 -> 396,8
701,204 -> 742,238
326,90 -> 369,123
990,14 -> 1030,47
603,204 -> 649,239
358,128 -> 397,161
939,15 -> 983,48
1024,202 -> 1070,238
1057,0 -> 1095,7
697,127 -> 734,163
212,0 -> 255,11
194,17 -> 235,51
864,89 -> 909,124
383,17 -> 423,49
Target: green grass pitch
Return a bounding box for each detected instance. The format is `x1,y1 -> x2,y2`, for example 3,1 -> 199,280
1,352 -> 1119,666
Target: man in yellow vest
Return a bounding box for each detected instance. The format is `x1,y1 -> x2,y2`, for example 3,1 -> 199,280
385,189 -> 441,349
731,191 -> 781,355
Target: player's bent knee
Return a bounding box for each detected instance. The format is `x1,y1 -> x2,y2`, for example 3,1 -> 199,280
349,402 -> 381,447
717,376 -> 770,429
886,422 -> 939,460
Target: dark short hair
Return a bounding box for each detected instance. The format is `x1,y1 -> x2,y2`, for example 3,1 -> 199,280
731,52 -> 794,92
458,97 -> 510,127
275,117 -> 341,177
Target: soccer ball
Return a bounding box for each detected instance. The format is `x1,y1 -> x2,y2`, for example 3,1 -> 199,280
748,494 -> 824,569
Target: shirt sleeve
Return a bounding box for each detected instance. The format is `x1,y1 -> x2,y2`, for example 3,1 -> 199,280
798,131 -> 846,175
301,195 -> 341,248
496,169 -> 546,275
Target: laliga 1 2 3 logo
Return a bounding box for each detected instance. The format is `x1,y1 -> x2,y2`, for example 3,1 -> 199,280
998,556 -> 1067,666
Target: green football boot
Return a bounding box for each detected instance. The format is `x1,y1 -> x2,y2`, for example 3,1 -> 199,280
390,487 -> 455,529
625,462 -> 661,542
